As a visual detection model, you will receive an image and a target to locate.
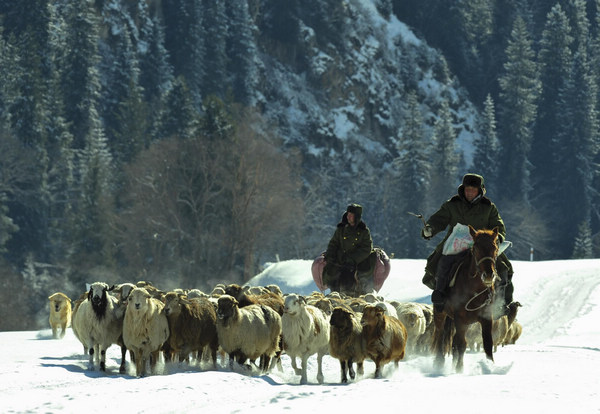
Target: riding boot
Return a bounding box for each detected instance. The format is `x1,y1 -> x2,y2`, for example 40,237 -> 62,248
431,254 -> 454,310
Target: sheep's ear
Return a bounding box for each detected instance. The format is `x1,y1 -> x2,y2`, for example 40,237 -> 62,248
300,296 -> 307,305
179,297 -> 192,306
108,284 -> 117,292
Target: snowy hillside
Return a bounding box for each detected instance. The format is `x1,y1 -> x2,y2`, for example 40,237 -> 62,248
2,258 -> 599,413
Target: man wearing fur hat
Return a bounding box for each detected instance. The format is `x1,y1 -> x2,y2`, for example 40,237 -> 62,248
322,203 -> 376,296
421,173 -> 514,314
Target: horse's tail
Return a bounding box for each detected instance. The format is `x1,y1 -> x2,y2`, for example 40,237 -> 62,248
441,317 -> 453,356
431,315 -> 453,356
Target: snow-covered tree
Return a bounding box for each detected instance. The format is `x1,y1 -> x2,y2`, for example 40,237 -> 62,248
473,94 -> 500,189
497,16 -> 541,204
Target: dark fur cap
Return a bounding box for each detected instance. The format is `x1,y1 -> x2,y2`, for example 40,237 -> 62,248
346,203 -> 363,221
458,173 -> 486,196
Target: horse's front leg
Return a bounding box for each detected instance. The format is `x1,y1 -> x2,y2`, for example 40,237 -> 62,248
452,319 -> 468,373
432,312 -> 447,370
479,317 -> 494,362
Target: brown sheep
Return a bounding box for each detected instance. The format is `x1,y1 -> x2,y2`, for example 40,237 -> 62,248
360,304 -> 407,378
503,320 -> 523,345
224,283 -> 284,315
466,316 -> 510,352
329,306 -> 367,383
48,292 -> 72,339
163,292 -> 219,368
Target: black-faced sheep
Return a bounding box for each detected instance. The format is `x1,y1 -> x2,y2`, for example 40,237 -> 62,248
123,287 -> 170,377
71,282 -> 127,372
48,292 -> 72,339
329,306 -> 367,383
361,304 -> 407,378
215,295 -> 282,373
281,294 -> 330,384
163,292 -> 218,368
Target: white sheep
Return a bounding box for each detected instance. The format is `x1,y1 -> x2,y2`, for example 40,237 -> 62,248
71,282 -> 127,372
281,294 -> 330,384
393,301 -> 427,355
215,295 -> 282,373
122,287 -> 170,377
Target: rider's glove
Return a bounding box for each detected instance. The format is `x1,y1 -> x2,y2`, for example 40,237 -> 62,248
421,225 -> 433,240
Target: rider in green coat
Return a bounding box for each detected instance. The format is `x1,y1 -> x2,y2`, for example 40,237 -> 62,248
421,173 -> 514,313
323,203 -> 376,295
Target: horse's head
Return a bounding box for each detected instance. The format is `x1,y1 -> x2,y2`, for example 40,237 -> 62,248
469,225 -> 499,287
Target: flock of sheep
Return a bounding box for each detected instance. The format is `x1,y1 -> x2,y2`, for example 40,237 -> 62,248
47,281 -> 523,382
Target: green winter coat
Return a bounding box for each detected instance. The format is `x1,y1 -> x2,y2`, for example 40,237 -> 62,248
322,213 -> 375,285
423,186 -> 512,288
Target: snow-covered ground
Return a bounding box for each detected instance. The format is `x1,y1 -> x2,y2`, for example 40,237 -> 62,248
2,258 -> 599,413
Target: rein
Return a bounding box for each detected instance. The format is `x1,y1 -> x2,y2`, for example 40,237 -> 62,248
465,287 -> 493,311
465,246 -> 497,311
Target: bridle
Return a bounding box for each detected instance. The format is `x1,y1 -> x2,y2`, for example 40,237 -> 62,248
465,241 -> 499,311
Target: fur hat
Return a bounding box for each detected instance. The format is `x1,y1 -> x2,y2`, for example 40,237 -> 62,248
346,203 -> 363,222
459,173 -> 486,195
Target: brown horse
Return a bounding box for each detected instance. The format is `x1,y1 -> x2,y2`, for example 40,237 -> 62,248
431,225 -> 500,372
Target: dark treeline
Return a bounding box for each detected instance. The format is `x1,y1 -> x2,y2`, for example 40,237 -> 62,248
0,0 -> 599,329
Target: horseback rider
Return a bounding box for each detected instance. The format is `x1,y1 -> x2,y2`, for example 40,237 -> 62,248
421,173 -> 515,314
322,203 -> 376,295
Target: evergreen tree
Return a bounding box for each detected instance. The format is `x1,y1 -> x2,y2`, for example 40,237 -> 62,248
162,0 -> 205,106
572,220 -> 593,258
497,16 -> 541,204
73,109 -> 116,269
553,48 -> 599,257
0,193 -> 18,254
531,4 -> 573,210
473,94 -> 501,190
430,98 -> 460,200
389,91 -> 431,258
155,76 -> 198,140
202,0 -> 229,98
59,0 -> 103,150
98,0 -> 143,164
226,0 -> 260,105
138,11 -> 173,111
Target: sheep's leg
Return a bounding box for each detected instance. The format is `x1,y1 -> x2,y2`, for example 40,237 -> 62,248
60,323 -> 67,338
150,350 -> 160,374
316,352 -> 325,384
209,343 -> 218,370
100,347 -> 107,371
119,345 -> 127,374
300,355 -> 308,384
348,357 -> 356,380
134,351 -> 145,377
356,360 -> 364,376
374,361 -> 382,379
87,346 -> 95,370
290,355 -> 301,376
339,360 -> 348,383
261,355 -> 272,373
